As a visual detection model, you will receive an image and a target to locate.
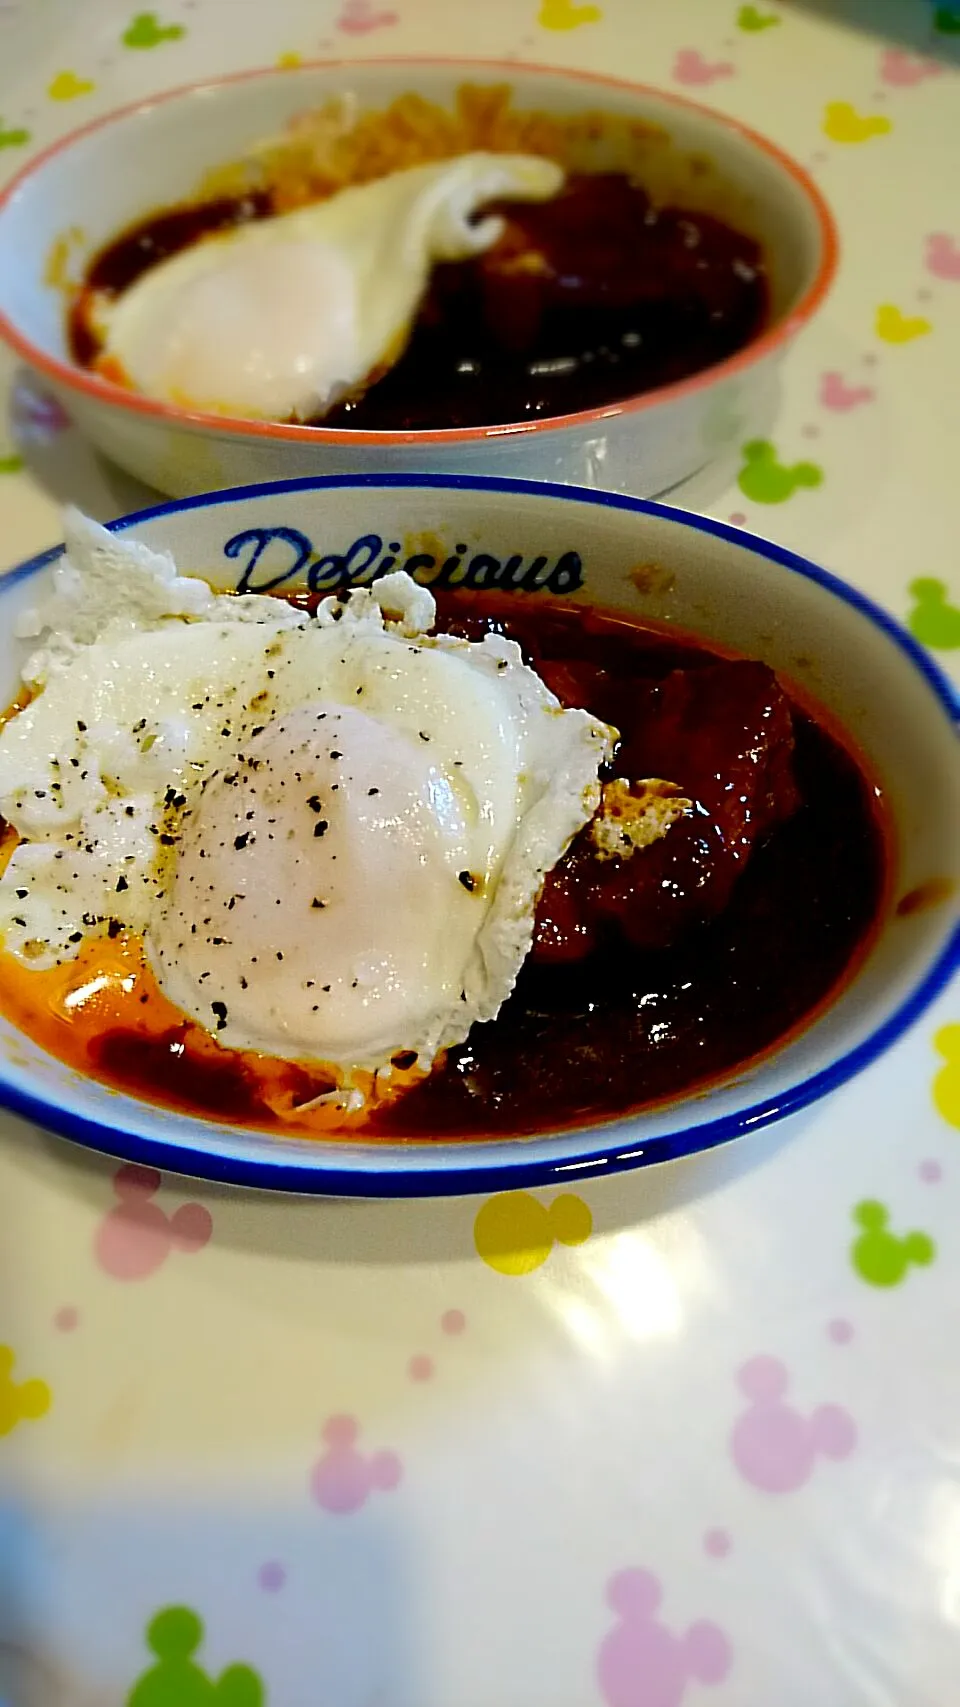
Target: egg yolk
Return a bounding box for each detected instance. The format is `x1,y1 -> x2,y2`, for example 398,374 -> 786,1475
0,894 -> 425,1137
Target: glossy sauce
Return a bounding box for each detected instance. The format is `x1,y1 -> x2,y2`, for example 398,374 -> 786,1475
0,595 -> 888,1141
68,173 -> 768,427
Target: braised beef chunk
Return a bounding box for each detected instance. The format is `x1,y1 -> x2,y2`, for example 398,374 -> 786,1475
533,661 -> 800,958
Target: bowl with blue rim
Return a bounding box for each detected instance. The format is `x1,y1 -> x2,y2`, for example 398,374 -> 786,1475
0,472 -> 955,1197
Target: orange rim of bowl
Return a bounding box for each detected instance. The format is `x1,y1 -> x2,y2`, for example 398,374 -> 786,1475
0,57 -> 840,447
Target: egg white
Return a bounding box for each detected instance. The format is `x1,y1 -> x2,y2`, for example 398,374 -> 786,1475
96,152 -> 564,421
0,514 -> 614,1084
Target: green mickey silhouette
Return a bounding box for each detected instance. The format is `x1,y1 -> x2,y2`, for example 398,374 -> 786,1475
907,578 -> 960,650
127,1607 -> 264,1707
851,1200 -> 935,1288
122,11 -> 186,48
737,439 -> 823,504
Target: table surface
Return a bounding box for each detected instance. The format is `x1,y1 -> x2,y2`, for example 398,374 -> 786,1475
1,2 -> 960,1703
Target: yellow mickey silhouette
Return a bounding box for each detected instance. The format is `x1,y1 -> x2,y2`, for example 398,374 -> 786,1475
823,101 -> 892,143
933,1025 -> 960,1129
876,304 -> 932,344
0,1345 -> 51,1437
539,0 -> 602,29
474,1190 -> 592,1275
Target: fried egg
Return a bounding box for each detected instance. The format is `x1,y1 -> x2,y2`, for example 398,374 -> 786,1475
93,152 -> 564,421
0,510 -> 613,1092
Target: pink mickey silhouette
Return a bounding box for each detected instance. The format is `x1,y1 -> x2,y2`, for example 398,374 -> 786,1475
598,1569 -> 731,1707
336,0 -> 398,31
94,1164 -> 212,1281
820,370 -> 875,411
731,1356 -> 857,1493
879,48 -> 942,86
310,1415 -> 402,1515
925,234 -> 960,282
672,49 -> 735,86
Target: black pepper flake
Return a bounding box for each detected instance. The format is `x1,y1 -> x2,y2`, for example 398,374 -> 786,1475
233,832 -> 251,850
211,1001 -> 228,1031
368,787 -> 379,797
68,931 -> 82,943
15,888 -> 27,899
458,871 -> 479,893
239,975 -> 248,990
125,805 -> 135,817
115,875 -> 128,892
107,918 -> 122,940
311,897 -> 325,909
306,794 -> 324,814
313,820 -> 328,838
322,984 -> 331,992
76,720 -> 87,732
34,789 -> 46,799
419,731 -> 430,742
329,750 -> 342,760
276,951 -> 283,961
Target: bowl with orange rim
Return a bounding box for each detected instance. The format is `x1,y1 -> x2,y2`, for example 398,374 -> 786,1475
0,60 -> 836,498
0,473 -> 954,1196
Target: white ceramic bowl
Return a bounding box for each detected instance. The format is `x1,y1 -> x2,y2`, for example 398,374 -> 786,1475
0,474 -> 955,1196
0,59 -> 837,499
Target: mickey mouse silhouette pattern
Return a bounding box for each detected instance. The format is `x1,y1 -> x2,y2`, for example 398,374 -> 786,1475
850,1200 -> 935,1286
822,101 -> 892,143
933,1024 -> 960,1127
126,1606 -> 264,1706
95,1164 -> 213,1281
473,1190 -> 592,1275
310,1415 -> 402,1515
0,1344 -> 51,1437
538,0 -> 603,26
925,234 -> 960,281
908,578 -> 960,649
736,439 -> 823,504
730,1356 -> 856,1492
597,1569 -> 732,1707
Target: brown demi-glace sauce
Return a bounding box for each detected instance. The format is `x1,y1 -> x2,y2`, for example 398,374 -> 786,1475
68,173 -> 768,427
51,592 -> 886,1141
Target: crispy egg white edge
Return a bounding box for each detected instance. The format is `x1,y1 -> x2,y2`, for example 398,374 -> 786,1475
0,514 -> 615,1081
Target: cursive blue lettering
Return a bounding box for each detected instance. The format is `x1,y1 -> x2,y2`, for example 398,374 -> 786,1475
495,554 -> 528,590
308,533 -> 383,592
547,551 -> 585,594
520,555 -> 550,591
463,553 -> 502,589
430,544 -> 469,588
224,526 -> 313,594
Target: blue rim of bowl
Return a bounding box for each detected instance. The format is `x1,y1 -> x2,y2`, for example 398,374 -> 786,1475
0,473 -> 957,1197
